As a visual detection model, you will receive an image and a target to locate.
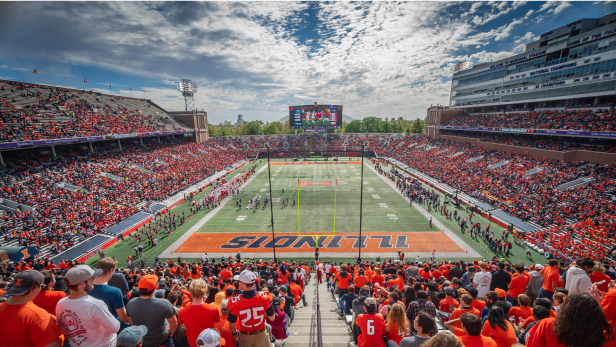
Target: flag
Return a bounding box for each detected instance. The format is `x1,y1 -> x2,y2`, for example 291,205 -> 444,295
109,84 -> 112,90
32,69 -> 37,74
130,87 -> 132,91
84,78 -> 87,83
142,89 -> 146,92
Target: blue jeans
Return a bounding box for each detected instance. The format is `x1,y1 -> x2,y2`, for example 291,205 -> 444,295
506,294 -> 519,307
340,298 -> 346,315
538,288 -> 554,301
289,304 -> 295,323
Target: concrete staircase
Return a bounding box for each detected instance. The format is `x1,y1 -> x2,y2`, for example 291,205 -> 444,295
286,273 -> 352,347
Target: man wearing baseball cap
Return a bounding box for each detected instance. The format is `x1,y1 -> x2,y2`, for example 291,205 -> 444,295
126,274 -> 177,347
117,325 -> 148,347
354,297 -> 386,347
196,328 -> 225,347
226,270 -> 275,347
0,270 -> 65,347
56,264 -> 121,346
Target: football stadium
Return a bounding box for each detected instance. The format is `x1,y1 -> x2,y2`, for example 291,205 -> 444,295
1,3 -> 616,347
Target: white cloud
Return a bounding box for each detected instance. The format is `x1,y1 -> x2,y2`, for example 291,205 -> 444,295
513,44 -> 526,53
551,2 -> 572,14
515,31 -> 535,43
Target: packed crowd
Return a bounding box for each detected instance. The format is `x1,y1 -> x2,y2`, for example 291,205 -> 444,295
376,135 -> 616,262
0,138 -> 255,256
2,254 -> 616,347
442,131 -> 616,153
322,256 -> 616,347
445,109 -> 616,132
0,81 -> 185,142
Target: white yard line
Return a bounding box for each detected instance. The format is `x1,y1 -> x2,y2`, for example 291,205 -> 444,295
366,163 -> 481,258
159,164 -> 268,258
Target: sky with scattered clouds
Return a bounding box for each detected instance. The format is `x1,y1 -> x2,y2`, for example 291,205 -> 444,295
0,1 -> 612,123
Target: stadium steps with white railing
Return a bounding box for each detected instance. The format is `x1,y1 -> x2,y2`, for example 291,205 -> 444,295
285,273 -> 352,347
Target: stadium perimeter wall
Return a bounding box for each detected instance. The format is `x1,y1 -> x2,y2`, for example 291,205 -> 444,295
441,135 -> 616,165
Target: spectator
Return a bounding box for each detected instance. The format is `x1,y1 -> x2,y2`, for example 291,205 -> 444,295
490,262 -> 511,292
506,263 -> 529,307
289,278 -> 307,307
33,270 -> 67,315
215,299 -> 236,347
56,265 -> 120,346
421,332 -> 463,347
126,274 -> 178,347
355,297 -> 386,347
473,262 -> 492,300
526,265 -> 544,305
481,306 -> 517,347
407,290 -> 438,336
398,310 -> 434,347
439,286 -> 460,314
445,313 -> 497,347
178,279 -> 220,347
565,258 -> 593,294
538,260 -> 560,301
90,257 -> 132,330
508,294 -> 533,326
385,302 -> 410,345
340,285 -> 358,316
449,294 -> 481,329
117,325 -> 149,347
0,270 -> 64,347
528,291 -> 614,347
516,305 -> 550,344
267,297 -> 287,341
196,329 -> 225,347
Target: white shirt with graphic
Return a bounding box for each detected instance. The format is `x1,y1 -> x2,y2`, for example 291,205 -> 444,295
56,295 -> 120,347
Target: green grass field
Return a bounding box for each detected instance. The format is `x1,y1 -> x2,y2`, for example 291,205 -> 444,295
93,158 -> 544,267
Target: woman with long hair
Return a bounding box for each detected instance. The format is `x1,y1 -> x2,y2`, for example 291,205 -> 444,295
373,267 -> 385,287
386,303 -> 410,345
404,287 -> 416,308
182,265 -> 190,279
190,266 -> 199,279
528,291 -> 614,347
481,306 -> 517,347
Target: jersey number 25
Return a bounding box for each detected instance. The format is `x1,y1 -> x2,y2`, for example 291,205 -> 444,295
239,307 -> 265,328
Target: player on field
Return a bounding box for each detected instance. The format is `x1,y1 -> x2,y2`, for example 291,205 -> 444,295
227,270 -> 274,347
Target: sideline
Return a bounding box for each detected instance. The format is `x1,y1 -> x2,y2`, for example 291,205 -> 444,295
366,162 -> 481,258
159,163 -> 269,258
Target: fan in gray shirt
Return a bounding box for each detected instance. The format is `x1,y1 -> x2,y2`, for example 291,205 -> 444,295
398,311 -> 434,347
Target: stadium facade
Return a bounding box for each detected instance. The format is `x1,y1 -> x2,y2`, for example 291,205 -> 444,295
450,12 -> 616,112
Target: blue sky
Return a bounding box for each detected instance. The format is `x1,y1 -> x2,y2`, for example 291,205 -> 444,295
0,1 -> 612,123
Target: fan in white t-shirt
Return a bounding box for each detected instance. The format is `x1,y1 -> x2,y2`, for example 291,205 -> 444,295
56,265 -> 120,347
472,262 -> 493,300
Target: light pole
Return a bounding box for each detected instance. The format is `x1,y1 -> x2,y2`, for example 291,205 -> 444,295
358,143 -> 365,263
265,145 -> 277,261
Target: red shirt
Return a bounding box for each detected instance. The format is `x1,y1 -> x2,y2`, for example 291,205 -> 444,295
227,291 -> 272,332
460,334 -> 498,347
355,313 -> 386,347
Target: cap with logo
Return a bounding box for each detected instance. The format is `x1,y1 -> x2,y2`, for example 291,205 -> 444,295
197,328 -> 225,347
6,270 -> 44,296
238,270 -> 256,284
117,325 -> 148,347
535,264 -> 544,270
65,265 -> 103,286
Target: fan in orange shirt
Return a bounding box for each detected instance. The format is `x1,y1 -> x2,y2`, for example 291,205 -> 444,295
481,306 -> 517,347
444,313 -> 498,347
355,297 -> 386,347
508,294 -> 533,325
449,295 -> 481,329
353,269 -> 371,289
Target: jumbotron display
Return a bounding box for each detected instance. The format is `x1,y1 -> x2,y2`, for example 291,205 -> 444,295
289,104 -> 343,129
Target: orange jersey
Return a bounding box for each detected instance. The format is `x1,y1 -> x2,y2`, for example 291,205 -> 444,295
227,291 -> 272,332
355,313 -> 386,347
336,273 -> 353,290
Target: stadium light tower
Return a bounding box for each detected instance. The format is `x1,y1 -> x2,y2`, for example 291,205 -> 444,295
177,79 -> 197,111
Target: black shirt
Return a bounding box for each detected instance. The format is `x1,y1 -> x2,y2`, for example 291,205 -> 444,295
490,270 -> 511,291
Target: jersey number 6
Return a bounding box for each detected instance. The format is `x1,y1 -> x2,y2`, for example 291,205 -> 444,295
367,320 -> 374,335
239,307 -> 265,328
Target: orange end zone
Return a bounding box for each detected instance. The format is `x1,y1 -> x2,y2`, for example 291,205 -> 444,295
300,181 -> 331,186
174,232 -> 463,253
270,162 -> 362,165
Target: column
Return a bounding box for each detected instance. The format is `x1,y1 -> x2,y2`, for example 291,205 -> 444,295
89,141 -> 93,153
140,137 -> 143,146
158,136 -> 161,144
117,139 -> 122,150
594,96 -> 601,106
51,145 -> 56,159
0,151 -> 4,166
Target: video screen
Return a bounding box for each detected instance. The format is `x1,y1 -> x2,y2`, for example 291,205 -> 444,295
289,104 -> 343,129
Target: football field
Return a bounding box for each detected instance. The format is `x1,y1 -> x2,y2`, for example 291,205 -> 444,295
162,158 -> 479,260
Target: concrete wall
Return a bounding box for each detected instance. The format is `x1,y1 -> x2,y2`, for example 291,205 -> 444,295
426,106 -> 463,140
169,111 -> 209,143
441,135 -> 616,165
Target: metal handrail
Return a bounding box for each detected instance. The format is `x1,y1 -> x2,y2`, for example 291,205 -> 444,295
316,276 -> 323,347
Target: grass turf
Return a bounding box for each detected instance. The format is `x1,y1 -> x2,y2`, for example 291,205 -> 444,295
92,157 -> 545,267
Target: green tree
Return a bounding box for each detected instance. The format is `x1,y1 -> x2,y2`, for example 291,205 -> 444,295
410,119 -> 425,133
207,124 -> 217,137
345,120 -> 362,133
245,121 -> 263,135
382,118 -> 391,133
264,123 -> 279,135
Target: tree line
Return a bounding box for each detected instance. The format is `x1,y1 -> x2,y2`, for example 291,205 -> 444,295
207,117 -> 425,136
